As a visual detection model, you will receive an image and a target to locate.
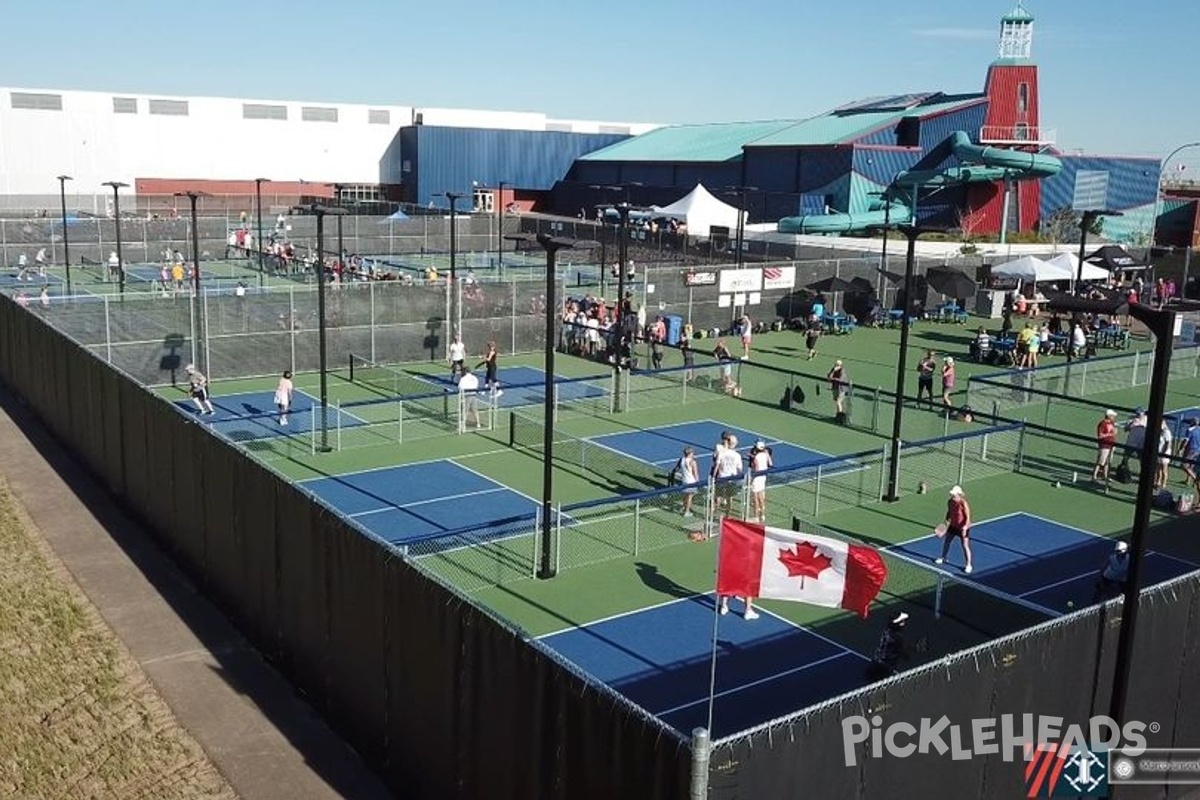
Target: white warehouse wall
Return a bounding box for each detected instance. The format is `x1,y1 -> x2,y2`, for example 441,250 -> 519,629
0,86 -> 658,200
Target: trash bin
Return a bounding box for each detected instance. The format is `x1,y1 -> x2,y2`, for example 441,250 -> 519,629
664,314 -> 684,346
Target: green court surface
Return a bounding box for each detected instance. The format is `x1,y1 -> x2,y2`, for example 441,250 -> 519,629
6,258 -> 300,298
153,321 -> 1200,677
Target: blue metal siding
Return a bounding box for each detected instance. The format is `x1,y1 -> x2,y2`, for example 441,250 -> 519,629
854,104 -> 988,155
409,127 -> 629,206
1041,154 -> 1160,243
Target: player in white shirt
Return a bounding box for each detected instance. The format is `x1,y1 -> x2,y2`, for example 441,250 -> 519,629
274,370 -> 294,426
447,334 -> 467,381
748,441 -> 773,522
457,365 -> 481,428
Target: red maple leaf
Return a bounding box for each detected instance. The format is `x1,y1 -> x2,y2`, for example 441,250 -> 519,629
778,541 -> 833,580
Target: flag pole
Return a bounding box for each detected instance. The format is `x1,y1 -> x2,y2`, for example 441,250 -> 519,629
705,517 -> 725,736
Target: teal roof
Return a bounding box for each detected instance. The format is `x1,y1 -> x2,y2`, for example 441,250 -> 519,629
1003,3 -> 1034,22
577,119 -> 801,163
745,95 -> 987,148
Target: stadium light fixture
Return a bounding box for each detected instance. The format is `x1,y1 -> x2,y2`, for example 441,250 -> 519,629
102,181 -> 129,294
443,192 -> 464,336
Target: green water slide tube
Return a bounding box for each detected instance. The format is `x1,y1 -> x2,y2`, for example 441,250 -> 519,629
777,131 -> 1061,234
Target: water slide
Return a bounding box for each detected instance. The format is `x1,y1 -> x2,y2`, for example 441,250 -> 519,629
777,131 -> 1061,234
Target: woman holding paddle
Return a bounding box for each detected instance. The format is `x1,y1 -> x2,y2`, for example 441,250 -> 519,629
934,485 -> 973,574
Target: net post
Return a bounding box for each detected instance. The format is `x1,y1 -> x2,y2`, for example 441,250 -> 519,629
1081,360 -> 1088,395
1016,423 -> 1026,472
398,399 -> 404,444
553,383 -> 560,425
872,387 -> 880,432
741,472 -> 751,521
336,400 -> 342,451
310,405 -> 316,455
809,463 -> 822,516
531,512 -> 541,579
690,728 -> 712,800
704,475 -> 716,539
681,366 -> 688,404
1042,391 -> 1052,428
992,399 -> 999,426
1132,350 -> 1139,387
934,573 -> 944,620
877,446 -> 888,501
554,502 -> 563,574
957,436 -> 967,486
943,409 -> 950,438
633,497 -> 641,556
507,408 -> 516,447
893,440 -> 904,497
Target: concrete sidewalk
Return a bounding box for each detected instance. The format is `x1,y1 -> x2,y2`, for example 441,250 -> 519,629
0,387 -> 394,800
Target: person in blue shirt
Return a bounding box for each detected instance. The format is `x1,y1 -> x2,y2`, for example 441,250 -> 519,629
1092,541 -> 1130,603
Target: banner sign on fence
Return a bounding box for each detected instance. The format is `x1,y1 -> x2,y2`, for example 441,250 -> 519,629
684,270 -> 718,287
762,266 -> 796,290
719,268 -> 762,294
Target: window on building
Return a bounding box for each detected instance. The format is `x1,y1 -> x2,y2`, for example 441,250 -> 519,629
472,189 -> 494,213
11,92 -> 62,111
112,97 -> 138,114
301,106 -> 338,123
1017,83 -> 1029,114
148,99 -> 188,116
243,103 -> 287,120
368,109 -> 390,125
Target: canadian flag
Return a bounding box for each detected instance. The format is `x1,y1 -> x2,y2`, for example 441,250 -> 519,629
716,519 -> 887,617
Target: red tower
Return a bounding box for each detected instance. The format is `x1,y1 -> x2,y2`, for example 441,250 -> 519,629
968,3 -> 1050,238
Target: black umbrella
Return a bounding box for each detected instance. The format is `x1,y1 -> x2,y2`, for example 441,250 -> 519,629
849,276 -> 875,294
875,267 -> 906,285
924,266 -> 976,300
807,276 -> 860,294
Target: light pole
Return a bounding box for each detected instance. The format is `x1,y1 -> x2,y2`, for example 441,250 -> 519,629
496,180 -> 508,269
508,232 -> 599,579
726,185 -> 758,269
292,203 -> 348,453
175,191 -> 208,374
102,181 -> 129,294
444,191 -> 464,337
1151,142 -> 1200,247
868,223 -> 951,502
254,177 -> 270,286
332,183 -> 346,279
1046,294 -> 1175,736
1075,210 -> 1123,291
56,175 -> 73,294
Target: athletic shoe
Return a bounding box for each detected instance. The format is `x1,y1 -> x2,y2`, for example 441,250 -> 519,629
719,602 -> 729,615
964,565 -> 973,574
744,609 -> 759,620
683,511 -> 694,518
494,389 -> 504,398
934,557 -> 944,565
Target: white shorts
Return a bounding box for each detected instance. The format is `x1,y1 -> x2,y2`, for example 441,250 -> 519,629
274,392 -> 289,409
751,476 -> 766,494
1097,446 -> 1113,466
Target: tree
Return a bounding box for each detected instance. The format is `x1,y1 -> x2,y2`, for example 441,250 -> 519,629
1042,206 -> 1081,245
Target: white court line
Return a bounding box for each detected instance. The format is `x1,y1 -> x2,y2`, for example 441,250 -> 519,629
538,593 -> 711,640
1013,512 -> 1200,571
1019,570 -> 1098,599
298,453 -> 488,484
653,650 -> 864,718
348,487 -> 509,518
449,458 -> 543,508
887,511 -> 1027,549
757,606 -> 872,663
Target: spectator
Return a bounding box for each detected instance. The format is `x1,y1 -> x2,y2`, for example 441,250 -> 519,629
827,360 -> 848,423
916,350 -> 937,407
1093,410 -> 1118,482
1092,541 -> 1130,602
866,612 -> 919,680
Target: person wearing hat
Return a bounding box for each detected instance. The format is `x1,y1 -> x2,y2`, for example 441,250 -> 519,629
748,441 -> 773,522
1092,541 -> 1130,602
935,485 -> 973,574
827,359 -> 848,423
1093,410 -> 1119,483
867,611 -> 920,680
1118,407 -> 1148,478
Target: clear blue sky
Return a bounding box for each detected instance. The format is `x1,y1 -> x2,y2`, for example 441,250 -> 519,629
2,1 -> 1195,161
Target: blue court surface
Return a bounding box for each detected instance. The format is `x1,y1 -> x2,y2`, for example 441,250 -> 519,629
1,271 -> 61,288
889,512 -> 1198,613
300,460 -> 539,546
422,365 -> 608,410
590,419 -> 853,476
540,594 -> 870,736
174,389 -> 368,442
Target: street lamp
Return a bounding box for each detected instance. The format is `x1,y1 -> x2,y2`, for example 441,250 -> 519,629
102,181 -> 129,294
254,178 -> 271,286
291,203 -> 348,453
867,222 -> 956,502
507,232 -> 599,580
721,185 -> 758,269
443,191 -> 464,336
1045,294 -> 1175,734
175,191 -> 209,374
1075,209 -> 1123,290
332,183 -> 346,283
56,175 -> 73,294
1151,142 -> 1200,247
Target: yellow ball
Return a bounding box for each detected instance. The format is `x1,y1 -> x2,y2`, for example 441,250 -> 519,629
1066,601 -> 1075,608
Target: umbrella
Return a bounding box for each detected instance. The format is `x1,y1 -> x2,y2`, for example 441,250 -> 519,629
875,267 -> 906,285
807,276 -> 861,294
924,267 -> 976,299
849,276 -> 874,295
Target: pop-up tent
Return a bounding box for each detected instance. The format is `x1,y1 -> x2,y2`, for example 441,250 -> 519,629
1086,245 -> 1149,271
990,254 -> 1060,281
1044,253 -> 1109,282
652,184 -> 745,235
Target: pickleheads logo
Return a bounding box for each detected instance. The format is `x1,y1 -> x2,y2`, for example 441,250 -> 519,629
840,714 -> 1148,767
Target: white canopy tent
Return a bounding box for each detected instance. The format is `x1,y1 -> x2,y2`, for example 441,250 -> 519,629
652,183 -> 745,235
990,255 -> 1062,281
1043,252 -> 1109,282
